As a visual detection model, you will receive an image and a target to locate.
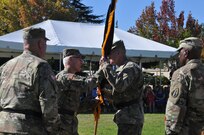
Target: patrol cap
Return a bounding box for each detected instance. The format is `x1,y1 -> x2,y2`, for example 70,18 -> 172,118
23,27 -> 49,41
111,40 -> 125,51
63,48 -> 85,58
177,37 -> 203,51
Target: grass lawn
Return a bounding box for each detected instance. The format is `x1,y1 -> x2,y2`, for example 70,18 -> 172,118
78,113 -> 165,135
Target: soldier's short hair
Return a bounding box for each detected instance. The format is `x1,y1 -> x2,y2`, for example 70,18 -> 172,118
23,27 -> 49,41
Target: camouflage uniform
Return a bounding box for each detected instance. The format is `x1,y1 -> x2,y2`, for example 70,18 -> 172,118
100,60 -> 144,135
165,59 -> 204,135
0,51 -> 59,135
165,37 -> 204,135
56,69 -> 97,135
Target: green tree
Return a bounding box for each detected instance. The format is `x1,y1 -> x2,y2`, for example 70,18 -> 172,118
0,0 -> 22,34
0,0 -> 103,35
200,23 -> 204,59
0,0 -> 76,35
70,0 -> 103,23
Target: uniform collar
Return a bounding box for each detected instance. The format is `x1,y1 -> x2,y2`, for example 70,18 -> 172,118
186,59 -> 202,65
23,50 -> 32,55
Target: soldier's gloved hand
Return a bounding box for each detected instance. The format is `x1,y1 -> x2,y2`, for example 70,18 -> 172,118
93,68 -> 105,84
99,56 -> 107,65
99,56 -> 109,69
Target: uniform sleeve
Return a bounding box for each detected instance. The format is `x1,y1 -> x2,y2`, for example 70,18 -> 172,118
71,75 -> 98,93
55,72 -> 71,91
0,63 -> 6,86
37,63 -> 59,135
57,73 -> 98,93
0,64 -> 5,111
85,76 -> 98,92
93,67 -> 105,84
165,71 -> 188,134
101,62 -> 141,93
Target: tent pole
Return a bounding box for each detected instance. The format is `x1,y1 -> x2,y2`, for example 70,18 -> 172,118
159,60 -> 162,86
59,53 -> 62,71
139,61 -> 142,69
139,57 -> 142,68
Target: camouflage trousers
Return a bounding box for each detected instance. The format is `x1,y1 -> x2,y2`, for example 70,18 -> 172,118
178,123 -> 204,135
165,121 -> 204,135
58,114 -> 79,135
117,123 -> 143,135
0,112 -> 47,135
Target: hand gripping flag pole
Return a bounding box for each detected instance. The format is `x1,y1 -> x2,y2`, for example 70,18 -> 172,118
93,0 -> 117,135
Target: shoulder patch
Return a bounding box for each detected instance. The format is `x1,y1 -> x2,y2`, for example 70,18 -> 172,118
171,88 -> 179,98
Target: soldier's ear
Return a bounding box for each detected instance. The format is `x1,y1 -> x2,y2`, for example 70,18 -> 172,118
36,39 -> 41,49
38,39 -> 43,49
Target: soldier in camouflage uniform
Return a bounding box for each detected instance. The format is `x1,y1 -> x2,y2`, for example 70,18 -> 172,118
0,27 -> 59,135
56,49 -> 98,135
165,37 -> 204,135
97,40 -> 144,135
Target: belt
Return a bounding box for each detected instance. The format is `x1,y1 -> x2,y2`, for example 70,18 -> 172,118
114,99 -> 139,109
2,108 -> 42,118
58,109 -> 76,116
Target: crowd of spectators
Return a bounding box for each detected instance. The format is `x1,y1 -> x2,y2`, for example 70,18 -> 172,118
143,85 -> 170,113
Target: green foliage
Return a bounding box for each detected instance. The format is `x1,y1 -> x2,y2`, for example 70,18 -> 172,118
0,0 -> 22,35
0,0 -> 75,35
78,114 -> 165,135
70,0 -> 104,24
144,73 -> 170,86
0,0 -> 103,36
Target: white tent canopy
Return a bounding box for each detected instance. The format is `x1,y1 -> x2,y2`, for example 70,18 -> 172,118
0,20 -> 176,62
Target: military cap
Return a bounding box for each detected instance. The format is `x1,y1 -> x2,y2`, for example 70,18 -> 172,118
177,37 -> 203,51
63,48 -> 84,58
111,40 -> 125,50
23,27 -> 49,41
